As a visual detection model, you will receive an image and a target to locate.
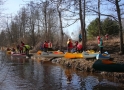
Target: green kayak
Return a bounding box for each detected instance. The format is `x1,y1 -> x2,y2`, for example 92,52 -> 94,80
92,60 -> 124,72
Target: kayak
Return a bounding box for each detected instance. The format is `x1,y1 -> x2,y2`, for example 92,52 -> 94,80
92,59 -> 124,72
37,50 -> 42,55
64,53 -> 83,59
96,52 -> 110,60
83,51 -> 99,58
41,52 -> 64,58
53,51 -> 63,54
11,53 -> 27,58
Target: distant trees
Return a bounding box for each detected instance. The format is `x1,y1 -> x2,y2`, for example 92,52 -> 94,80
0,0 -> 124,52
87,17 -> 119,38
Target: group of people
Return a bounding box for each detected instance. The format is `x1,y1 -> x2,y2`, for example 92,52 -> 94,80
67,34 -> 107,53
7,41 -> 31,55
39,33 -> 108,53
16,41 -> 30,55
67,39 -> 83,53
41,41 -> 52,52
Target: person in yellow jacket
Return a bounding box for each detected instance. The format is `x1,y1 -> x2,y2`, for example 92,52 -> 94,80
23,45 -> 30,55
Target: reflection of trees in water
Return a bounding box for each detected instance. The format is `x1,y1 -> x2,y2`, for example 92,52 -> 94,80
0,51 -> 11,85
41,63 -> 63,90
64,68 -> 72,83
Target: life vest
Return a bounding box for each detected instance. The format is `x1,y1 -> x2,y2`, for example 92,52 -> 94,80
23,45 -> 30,51
48,42 -> 52,48
21,41 -> 25,46
97,36 -> 100,44
68,41 -> 73,48
98,38 -> 103,47
44,42 -> 48,48
77,44 -> 82,50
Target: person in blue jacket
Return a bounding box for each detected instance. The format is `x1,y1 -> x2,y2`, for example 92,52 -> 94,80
98,37 -> 103,53
79,33 -> 82,42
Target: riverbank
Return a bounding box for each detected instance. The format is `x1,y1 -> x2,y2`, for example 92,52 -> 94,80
31,37 -> 124,80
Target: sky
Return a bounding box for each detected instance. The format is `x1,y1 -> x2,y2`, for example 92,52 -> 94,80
3,0 -> 26,15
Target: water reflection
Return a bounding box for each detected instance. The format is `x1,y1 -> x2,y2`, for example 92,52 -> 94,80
0,51 -> 124,90
64,68 -> 72,84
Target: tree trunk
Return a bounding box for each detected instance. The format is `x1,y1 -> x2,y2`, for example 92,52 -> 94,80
58,10 -> 64,51
83,0 -> 86,50
79,0 -> 85,51
115,0 -> 123,53
98,0 -> 101,36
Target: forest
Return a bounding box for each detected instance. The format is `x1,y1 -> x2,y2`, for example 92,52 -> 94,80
0,0 -> 124,53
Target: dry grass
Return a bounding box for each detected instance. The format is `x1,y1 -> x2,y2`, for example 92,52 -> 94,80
86,36 -> 121,54
86,36 -> 120,46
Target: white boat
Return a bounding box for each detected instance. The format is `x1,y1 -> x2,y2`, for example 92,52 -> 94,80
83,51 -> 99,58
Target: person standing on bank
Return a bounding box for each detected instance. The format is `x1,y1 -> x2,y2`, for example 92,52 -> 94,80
43,41 -> 48,52
67,39 -> 73,53
23,45 -> 30,55
48,41 -> 52,51
98,37 -> 103,53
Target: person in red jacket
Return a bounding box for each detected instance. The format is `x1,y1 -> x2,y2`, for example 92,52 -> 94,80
48,41 -> 52,51
97,36 -> 100,44
43,41 -> 48,52
77,43 -> 83,53
105,34 -> 108,40
67,39 -> 73,53
21,41 -> 25,47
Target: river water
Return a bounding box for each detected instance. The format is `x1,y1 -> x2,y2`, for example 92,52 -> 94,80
0,51 -> 124,90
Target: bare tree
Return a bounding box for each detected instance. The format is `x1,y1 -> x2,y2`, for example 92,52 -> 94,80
106,0 -> 124,53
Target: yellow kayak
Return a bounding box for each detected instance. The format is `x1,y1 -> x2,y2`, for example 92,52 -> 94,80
86,50 -> 95,53
64,52 -> 83,59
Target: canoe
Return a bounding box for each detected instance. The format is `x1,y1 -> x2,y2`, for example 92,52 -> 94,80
83,51 -> 99,58
41,52 -> 64,58
11,53 -> 27,58
96,53 -> 110,60
53,51 -> 63,54
37,50 -> 42,55
64,53 -> 83,59
92,60 -> 124,72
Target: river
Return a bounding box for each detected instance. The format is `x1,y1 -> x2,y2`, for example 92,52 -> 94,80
0,51 -> 124,90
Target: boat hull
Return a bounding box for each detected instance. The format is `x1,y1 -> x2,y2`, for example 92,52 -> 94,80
83,51 -> 98,58
92,60 -> 124,72
11,53 -> 27,58
96,54 -> 110,60
64,53 -> 83,59
41,52 -> 64,58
